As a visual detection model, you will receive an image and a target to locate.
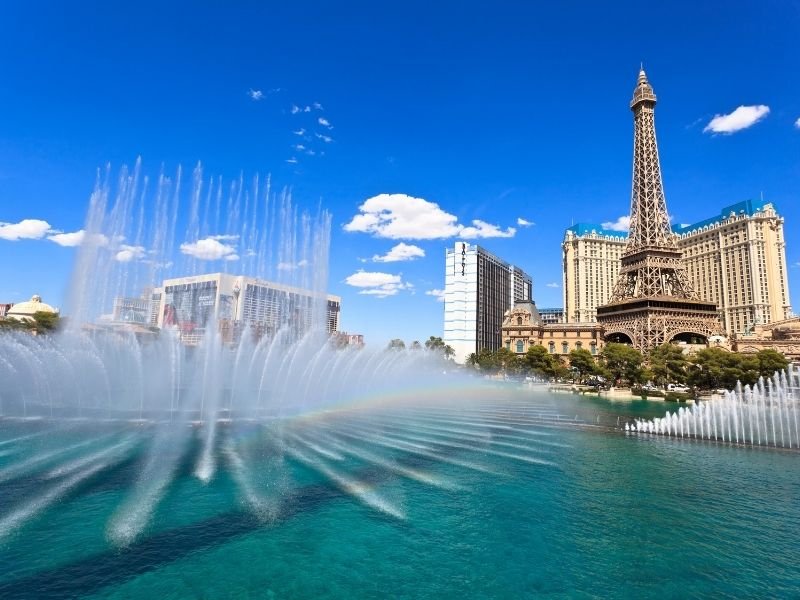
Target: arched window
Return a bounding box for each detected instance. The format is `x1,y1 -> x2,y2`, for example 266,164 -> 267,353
562,342 -> 569,354
516,340 -> 524,354
517,316 -> 523,326
505,340 -> 511,350
575,341 -> 582,350
590,342 -> 597,355
548,341 -> 555,354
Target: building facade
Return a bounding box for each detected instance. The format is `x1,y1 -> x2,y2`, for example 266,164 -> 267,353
563,201 -> 791,336
562,225 -> 626,323
501,301 -> 605,359
150,273 -> 340,343
538,307 -> 564,325
734,316 -> 800,362
444,242 -> 532,363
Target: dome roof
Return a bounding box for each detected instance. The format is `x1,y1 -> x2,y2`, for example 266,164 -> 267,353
7,295 -> 59,320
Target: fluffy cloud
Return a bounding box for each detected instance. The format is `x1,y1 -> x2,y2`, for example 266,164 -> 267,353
248,89 -> 264,101
602,215 -> 631,232
316,133 -> 333,143
180,237 -> 239,261
545,282 -> 559,288
277,259 -> 309,271
0,219 -> 52,241
460,220 -> 515,239
293,128 -> 306,136
517,217 -> 534,227
795,117 -> 800,129
344,270 -> 411,298
318,117 -> 332,128
115,244 -> 146,262
425,289 -> 445,302
704,105 -> 770,134
286,157 -> 298,164
47,229 -> 109,247
291,105 -> 312,114
313,102 -> 323,110
372,242 -> 425,263
344,193 -> 515,240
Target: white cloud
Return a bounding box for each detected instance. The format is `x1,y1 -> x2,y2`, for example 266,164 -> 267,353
460,220 -> 515,239
47,229 -> 109,247
704,105 -> 770,134
795,117 -> 800,129
248,89 -> 264,101
372,242 -> 425,263
425,289 -> 445,302
290,105 -> 300,114
517,217 -> 534,227
545,282 -> 559,288
316,133 -> 333,143
180,237 -> 239,261
0,219 -> 52,241
306,149 -> 316,156
277,259 -> 309,271
344,193 -> 516,240
313,102 -> 323,110
286,157 -> 298,164
318,117 -> 332,128
209,234 -> 239,241
294,144 -> 306,151
293,128 -> 306,136
344,270 -> 411,298
115,244 -> 146,262
602,215 -> 631,232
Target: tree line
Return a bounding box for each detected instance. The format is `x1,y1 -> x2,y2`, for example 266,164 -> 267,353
0,311 -> 61,335
466,343 -> 789,391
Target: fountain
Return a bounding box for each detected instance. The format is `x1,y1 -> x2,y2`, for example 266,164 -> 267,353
625,366 -> 800,448
0,160 -> 571,549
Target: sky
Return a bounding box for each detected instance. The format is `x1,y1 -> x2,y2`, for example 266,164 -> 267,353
1,1 -> 799,345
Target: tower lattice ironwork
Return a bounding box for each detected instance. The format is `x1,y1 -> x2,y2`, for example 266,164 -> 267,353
596,68 -> 720,352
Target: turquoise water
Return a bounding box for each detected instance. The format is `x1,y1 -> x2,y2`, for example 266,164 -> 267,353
0,388 -> 798,599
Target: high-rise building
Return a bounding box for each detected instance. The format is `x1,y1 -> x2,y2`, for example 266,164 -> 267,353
596,68 -> 719,351
562,201 -> 791,336
444,242 -> 532,363
562,225 -> 627,323
538,307 -> 565,326
153,273 -> 340,344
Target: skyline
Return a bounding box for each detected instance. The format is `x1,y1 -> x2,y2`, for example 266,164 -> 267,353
1,2 -> 799,344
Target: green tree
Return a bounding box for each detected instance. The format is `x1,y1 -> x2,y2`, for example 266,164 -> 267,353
687,348 -> 759,390
526,345 -> 559,379
755,349 -> 788,379
410,340 -> 422,350
387,339 -> 406,351
600,343 -> 644,386
568,348 -> 597,383
425,335 -> 455,360
648,344 -> 688,387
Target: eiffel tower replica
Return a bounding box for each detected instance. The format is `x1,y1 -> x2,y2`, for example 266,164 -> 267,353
596,68 -> 719,352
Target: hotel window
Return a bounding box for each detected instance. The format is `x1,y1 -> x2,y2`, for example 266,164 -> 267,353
516,340 -> 524,353
549,342 -> 555,354
590,342 -> 597,355
562,342 -> 569,354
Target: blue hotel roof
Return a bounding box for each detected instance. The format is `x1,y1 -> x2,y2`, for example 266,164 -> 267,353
566,199 -> 774,240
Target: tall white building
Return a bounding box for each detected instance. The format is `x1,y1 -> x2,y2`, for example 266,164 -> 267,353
444,242 -> 532,363
562,201 -> 791,335
144,273 -> 340,341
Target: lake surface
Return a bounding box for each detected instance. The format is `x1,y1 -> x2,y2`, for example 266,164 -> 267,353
0,387 -> 797,599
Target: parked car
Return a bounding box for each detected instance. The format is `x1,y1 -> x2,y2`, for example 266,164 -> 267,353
667,383 -> 689,393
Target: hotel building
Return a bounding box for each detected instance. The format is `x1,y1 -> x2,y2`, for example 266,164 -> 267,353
444,242 -> 532,363
562,201 -> 791,336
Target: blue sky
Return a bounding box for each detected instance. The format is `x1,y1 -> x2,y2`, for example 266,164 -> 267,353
1,1 -> 799,345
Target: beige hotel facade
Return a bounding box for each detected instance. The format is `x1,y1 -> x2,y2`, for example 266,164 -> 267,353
562,200 -> 791,336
